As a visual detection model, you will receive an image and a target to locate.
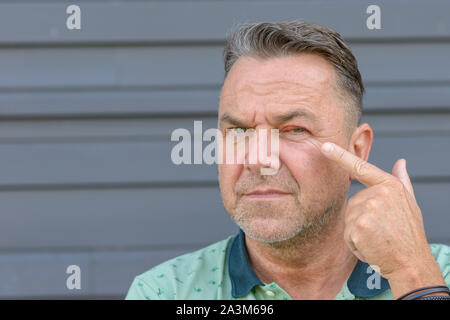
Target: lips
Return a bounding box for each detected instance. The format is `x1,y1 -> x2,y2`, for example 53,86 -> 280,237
244,189 -> 291,198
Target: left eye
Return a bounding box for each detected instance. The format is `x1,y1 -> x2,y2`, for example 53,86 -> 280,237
287,128 -> 305,133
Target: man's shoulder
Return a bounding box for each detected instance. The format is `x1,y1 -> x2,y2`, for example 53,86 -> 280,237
139,235 -> 234,279
126,235 -> 235,299
429,243 -> 450,285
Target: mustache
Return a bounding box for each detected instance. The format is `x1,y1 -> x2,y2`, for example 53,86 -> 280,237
234,171 -> 299,196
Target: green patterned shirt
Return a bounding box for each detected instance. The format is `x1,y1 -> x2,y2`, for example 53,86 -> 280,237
125,229 -> 450,300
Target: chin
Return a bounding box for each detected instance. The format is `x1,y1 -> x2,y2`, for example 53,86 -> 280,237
239,218 -> 303,243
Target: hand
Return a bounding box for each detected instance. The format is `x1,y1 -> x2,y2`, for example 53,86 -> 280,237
320,142 -> 445,297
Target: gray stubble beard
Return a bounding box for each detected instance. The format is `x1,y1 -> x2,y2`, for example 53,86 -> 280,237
232,189 -> 346,251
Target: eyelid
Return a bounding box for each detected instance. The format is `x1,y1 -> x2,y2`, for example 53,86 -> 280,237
281,126 -> 306,132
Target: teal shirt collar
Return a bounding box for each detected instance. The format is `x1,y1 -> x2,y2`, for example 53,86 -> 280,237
228,229 -> 390,298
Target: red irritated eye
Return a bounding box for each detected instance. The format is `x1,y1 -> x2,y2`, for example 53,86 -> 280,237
281,126 -> 306,134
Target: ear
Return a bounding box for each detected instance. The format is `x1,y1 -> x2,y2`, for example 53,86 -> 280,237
347,123 -> 374,181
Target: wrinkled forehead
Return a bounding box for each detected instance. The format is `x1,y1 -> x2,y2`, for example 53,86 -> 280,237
219,55 -> 340,124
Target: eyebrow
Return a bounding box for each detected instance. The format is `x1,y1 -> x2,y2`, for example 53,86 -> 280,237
219,113 -> 249,128
219,109 -> 317,128
273,110 -> 317,124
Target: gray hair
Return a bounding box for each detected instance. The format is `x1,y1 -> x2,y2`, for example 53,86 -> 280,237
223,20 -> 365,128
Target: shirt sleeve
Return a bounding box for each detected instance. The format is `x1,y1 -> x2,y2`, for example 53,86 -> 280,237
430,243 -> 450,287
125,277 -> 161,300
441,249 -> 450,287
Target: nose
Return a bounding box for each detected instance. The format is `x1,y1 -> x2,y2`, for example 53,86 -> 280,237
244,128 -> 280,176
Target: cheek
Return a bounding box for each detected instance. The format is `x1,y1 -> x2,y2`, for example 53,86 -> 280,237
218,164 -> 242,199
280,140 -> 324,181
280,140 -> 350,198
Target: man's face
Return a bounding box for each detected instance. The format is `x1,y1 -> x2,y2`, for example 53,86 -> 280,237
218,54 -> 353,244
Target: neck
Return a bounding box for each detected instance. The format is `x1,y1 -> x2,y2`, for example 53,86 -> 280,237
244,205 -> 358,299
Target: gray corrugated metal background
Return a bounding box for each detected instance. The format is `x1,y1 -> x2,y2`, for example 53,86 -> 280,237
0,0 -> 449,298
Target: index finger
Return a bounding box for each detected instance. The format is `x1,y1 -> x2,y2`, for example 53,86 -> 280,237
321,142 -> 392,187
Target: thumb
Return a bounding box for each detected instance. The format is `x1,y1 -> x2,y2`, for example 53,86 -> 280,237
392,159 -> 416,200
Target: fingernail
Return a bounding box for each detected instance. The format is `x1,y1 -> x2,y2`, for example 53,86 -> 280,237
322,142 -> 334,153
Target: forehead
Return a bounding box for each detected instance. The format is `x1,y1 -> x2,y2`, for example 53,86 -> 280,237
219,54 -> 338,119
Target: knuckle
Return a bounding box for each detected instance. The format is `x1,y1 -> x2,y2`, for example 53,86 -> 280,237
353,159 -> 368,177
355,216 -> 370,231
365,198 -> 379,210
377,185 -> 390,197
